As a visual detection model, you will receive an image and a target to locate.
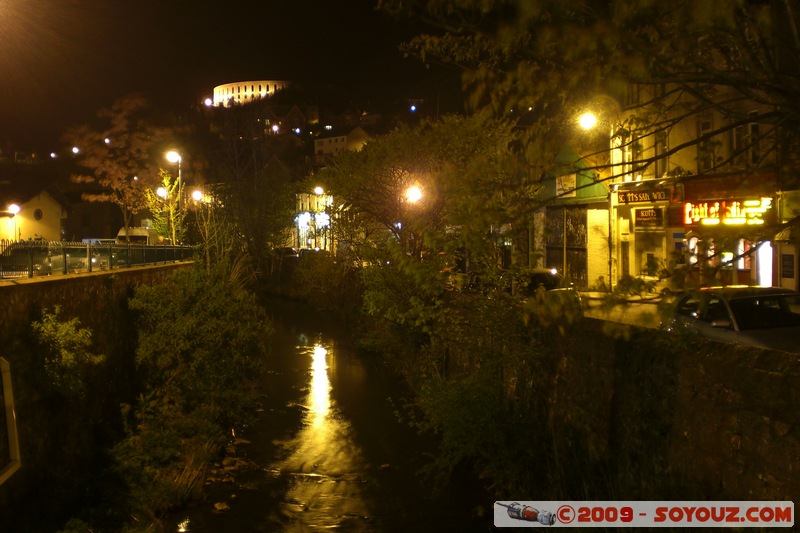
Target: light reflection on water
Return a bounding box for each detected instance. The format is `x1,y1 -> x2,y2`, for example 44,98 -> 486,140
167,316 -> 489,533
274,341 -> 372,531
309,344 -> 330,419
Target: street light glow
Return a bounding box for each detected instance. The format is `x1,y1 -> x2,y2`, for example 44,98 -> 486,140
192,189 -> 203,202
156,187 -> 167,199
405,185 -> 422,203
314,186 -> 324,195
165,150 -> 182,164
578,111 -> 598,130
7,204 -> 20,215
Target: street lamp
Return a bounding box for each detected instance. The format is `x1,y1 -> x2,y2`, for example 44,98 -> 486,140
578,109 -> 615,291
578,111 -> 598,130
165,150 -> 182,210
405,185 -> 423,203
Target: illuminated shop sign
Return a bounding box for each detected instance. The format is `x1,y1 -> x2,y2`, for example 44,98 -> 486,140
683,197 -> 773,226
634,208 -> 663,230
617,188 -> 671,204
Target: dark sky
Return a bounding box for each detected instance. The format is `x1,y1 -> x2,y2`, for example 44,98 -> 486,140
0,0 -> 452,152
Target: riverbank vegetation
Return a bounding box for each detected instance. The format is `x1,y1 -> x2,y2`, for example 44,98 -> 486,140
31,264 -> 272,533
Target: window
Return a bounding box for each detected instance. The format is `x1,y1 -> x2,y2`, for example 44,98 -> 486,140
732,111 -> 760,166
703,299 -> 729,323
625,83 -> 641,108
654,130 -> 668,179
697,118 -> 714,172
676,296 -> 701,318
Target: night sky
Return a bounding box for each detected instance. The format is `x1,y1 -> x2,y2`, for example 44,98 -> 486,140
0,0 -> 448,152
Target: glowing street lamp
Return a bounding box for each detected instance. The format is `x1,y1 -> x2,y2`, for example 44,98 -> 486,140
165,150 -> 182,203
165,150 -> 182,201
405,185 -> 423,203
578,111 -> 598,130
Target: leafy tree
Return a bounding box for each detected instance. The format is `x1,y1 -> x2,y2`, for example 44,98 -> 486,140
387,2 -> 800,199
188,183 -> 240,273
381,0 -> 800,288
205,101 -> 307,278
63,94 -> 173,240
319,114 -> 525,268
144,169 -> 186,244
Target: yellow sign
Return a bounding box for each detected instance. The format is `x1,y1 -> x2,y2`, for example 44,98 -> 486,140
683,197 -> 772,226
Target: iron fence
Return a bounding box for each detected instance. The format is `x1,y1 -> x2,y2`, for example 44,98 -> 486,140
0,240 -> 196,279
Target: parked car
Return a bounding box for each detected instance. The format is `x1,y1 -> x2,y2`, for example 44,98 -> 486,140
662,286 -> 800,353
273,247 -> 299,258
0,242 -> 62,276
517,268 -> 584,319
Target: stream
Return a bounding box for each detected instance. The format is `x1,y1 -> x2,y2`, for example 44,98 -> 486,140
164,301 -> 492,532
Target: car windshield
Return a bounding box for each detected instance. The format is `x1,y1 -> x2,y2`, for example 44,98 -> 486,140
728,294 -> 800,330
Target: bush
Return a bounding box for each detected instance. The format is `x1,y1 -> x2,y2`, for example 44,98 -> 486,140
31,306 -> 105,397
112,264 -> 271,523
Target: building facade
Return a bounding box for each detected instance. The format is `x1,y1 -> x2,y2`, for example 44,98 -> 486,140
601,81 -> 795,291
209,80 -> 291,108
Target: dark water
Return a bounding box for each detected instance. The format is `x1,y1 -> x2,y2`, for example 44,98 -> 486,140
165,302 -> 493,532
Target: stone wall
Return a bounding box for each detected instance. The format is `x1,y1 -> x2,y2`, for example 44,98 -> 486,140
0,264 -> 191,345
0,263 -> 192,525
545,319 -> 800,501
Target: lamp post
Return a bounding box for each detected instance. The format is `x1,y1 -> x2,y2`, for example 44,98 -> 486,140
578,109 -> 615,291
401,184 -> 424,258
165,150 -> 182,207
156,186 -> 174,244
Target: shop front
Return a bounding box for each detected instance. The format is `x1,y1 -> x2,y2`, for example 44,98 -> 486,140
683,174 -> 776,286
613,183 -> 684,289
539,169 -> 609,290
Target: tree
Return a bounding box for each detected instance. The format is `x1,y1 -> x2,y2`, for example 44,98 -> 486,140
388,0 -> 800,188
205,102 -> 306,277
319,115 -> 525,268
63,94 -> 173,240
381,0 -> 800,288
144,169 -> 186,244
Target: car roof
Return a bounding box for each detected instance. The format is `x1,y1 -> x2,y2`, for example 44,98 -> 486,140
530,268 -> 560,275
697,286 -> 799,300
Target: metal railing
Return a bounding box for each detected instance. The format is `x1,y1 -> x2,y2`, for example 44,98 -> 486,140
0,240 -> 196,279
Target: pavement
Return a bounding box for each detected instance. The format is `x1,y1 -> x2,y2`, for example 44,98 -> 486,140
580,291 -> 669,329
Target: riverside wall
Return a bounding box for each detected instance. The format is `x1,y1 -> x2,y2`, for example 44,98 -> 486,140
545,319 -> 800,501
0,263 -> 193,524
